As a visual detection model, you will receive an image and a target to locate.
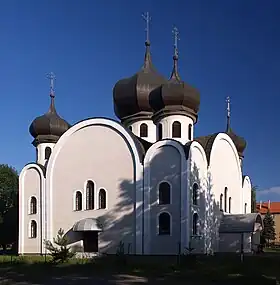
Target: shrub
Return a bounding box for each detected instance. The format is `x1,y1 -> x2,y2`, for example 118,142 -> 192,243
44,228 -> 74,263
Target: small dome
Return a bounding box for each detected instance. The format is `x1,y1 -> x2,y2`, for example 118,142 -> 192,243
29,94 -> 70,144
150,55 -> 200,122
226,128 -> 247,156
113,41 -> 167,121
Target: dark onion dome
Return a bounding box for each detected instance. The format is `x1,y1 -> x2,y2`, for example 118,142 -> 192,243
150,53 -> 200,123
226,128 -> 247,157
113,41 -> 167,122
29,92 -> 71,146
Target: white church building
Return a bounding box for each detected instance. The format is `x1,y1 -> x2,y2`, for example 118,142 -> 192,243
18,24 -> 263,255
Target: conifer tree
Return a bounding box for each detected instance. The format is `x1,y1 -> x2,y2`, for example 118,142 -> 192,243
44,228 -> 74,263
262,210 -> 276,244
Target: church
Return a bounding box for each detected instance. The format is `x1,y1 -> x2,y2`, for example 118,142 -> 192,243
18,19 -> 263,255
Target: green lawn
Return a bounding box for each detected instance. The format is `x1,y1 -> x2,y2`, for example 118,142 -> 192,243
0,253 -> 279,284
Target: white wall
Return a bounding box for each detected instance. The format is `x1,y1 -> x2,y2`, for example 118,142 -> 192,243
188,141 -> 208,254
46,118 -> 143,254
36,142 -> 55,166
242,176 -> 252,214
156,114 -> 194,144
19,164 -> 45,254
128,119 -> 156,143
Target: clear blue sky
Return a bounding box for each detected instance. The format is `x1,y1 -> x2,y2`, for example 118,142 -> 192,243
0,0 -> 279,201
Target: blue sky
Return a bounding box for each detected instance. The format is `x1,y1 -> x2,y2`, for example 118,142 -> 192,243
0,0 -> 279,201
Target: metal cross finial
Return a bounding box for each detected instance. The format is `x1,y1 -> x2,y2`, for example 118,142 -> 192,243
172,26 -> 180,57
46,72 -> 56,97
142,12 -> 151,42
226,96 -> 231,118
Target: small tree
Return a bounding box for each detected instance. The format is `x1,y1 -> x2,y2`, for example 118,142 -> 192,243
44,228 -> 74,263
262,210 -> 276,245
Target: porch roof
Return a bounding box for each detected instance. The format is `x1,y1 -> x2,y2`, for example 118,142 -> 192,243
72,218 -> 103,232
219,213 -> 263,233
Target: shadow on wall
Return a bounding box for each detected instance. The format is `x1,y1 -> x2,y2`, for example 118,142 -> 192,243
62,147 -> 246,255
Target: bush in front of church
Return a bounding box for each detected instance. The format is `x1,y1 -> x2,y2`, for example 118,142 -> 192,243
44,228 -> 74,263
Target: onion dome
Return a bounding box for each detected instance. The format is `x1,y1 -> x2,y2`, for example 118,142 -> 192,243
225,97 -> 247,157
29,74 -> 71,146
113,40 -> 167,122
150,29 -> 200,123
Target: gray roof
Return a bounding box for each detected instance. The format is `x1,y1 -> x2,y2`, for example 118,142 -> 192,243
72,218 -> 102,232
219,213 -> 263,233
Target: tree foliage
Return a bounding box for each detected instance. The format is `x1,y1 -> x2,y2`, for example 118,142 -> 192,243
0,164 -> 19,249
251,185 -> 257,213
262,210 -> 276,243
44,228 -> 74,263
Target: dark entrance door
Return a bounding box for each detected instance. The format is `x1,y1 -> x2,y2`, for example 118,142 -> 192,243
83,231 -> 98,252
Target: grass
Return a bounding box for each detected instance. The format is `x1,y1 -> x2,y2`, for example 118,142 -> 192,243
0,253 -> 279,284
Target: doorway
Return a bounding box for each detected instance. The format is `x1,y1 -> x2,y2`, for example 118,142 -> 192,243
83,231 -> 98,252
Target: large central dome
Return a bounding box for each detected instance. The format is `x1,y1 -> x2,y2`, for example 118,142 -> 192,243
113,41 -> 167,122
150,52 -> 200,123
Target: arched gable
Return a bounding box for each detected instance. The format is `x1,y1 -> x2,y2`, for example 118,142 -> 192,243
242,175 -> 251,189
209,133 -> 241,179
143,139 -> 189,253
19,163 -> 45,254
45,117 -> 144,253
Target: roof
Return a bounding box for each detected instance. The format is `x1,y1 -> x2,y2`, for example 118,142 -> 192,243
256,202 -> 280,214
72,218 -> 103,232
219,213 -> 263,233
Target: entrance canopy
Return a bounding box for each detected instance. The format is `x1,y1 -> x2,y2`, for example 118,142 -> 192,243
219,213 -> 263,234
72,218 -> 103,232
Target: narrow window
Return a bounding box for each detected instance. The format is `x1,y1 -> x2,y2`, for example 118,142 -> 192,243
30,220 -> 37,238
75,191 -> 82,211
193,213 -> 199,235
188,124 -> 192,140
158,212 -> 171,235
30,196 -> 37,214
224,187 -> 228,212
99,188 -> 106,209
193,183 -> 198,205
158,182 -> 171,205
158,123 -> 163,140
86,181 -> 94,210
45,147 -> 52,160
229,197 -> 232,213
220,194 -> 223,211
244,203 -> 247,214
140,123 -> 148,138
172,121 -> 181,138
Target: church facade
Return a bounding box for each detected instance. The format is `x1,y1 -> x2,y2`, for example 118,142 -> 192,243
18,28 -> 262,255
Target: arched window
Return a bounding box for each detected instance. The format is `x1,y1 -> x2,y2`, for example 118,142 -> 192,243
172,121 -> 181,138
75,191 -> 82,211
192,213 -> 199,235
140,123 -> 148,138
220,194 -> 223,211
30,220 -> 37,238
192,183 -> 198,205
99,188 -> 106,209
30,196 -> 37,214
244,203 -> 247,214
224,187 -> 228,212
45,147 -> 52,160
158,212 -> 171,235
158,182 -> 171,205
229,197 -> 232,213
188,124 -> 192,140
86,181 -> 94,210
158,123 -> 163,140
